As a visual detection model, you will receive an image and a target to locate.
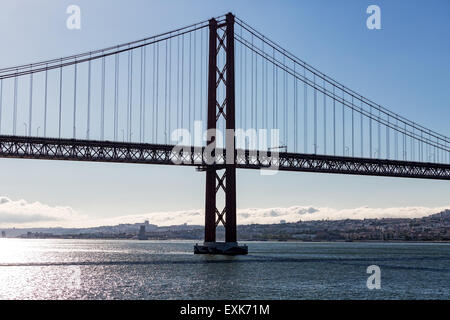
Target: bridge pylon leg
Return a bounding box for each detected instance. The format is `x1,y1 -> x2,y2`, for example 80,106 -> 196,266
194,13 -> 247,255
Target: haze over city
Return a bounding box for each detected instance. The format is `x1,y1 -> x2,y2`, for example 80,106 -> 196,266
0,195 -> 448,228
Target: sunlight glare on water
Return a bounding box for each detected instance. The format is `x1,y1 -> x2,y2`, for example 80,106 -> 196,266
0,239 -> 449,299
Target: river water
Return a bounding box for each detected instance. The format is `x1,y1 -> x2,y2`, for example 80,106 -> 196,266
0,239 -> 449,299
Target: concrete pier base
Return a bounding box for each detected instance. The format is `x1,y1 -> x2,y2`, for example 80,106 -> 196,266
194,242 -> 248,255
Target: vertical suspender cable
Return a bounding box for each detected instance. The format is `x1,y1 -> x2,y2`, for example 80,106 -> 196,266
140,47 -> 144,142
165,40 -> 168,143
73,62 -> 77,138
177,37 -> 180,130
262,41 -> 265,135
127,50 -> 131,142
256,40 -> 258,131
13,70 -> 18,135
130,52 -> 133,141
403,124 -> 407,160
333,86 -> 336,155
275,53 -> 278,136
44,66 -> 48,137
395,119 -> 398,160
282,55 -> 285,145
386,116 -> 390,159
239,27 -> 242,130
143,46 -> 147,142
285,53 -> 288,148
152,44 -> 156,141
181,35 -> 184,130
360,99 -> 363,157
265,40 -> 268,131
313,74 -> 317,154
436,137 -> 439,163
369,104 -> 372,157
245,40 -> 248,130
351,96 -> 354,157
294,63 -> 297,152
101,56 -> 106,140
156,43 -> 159,142
168,39 -> 171,143
420,131 -> 423,162
271,47 -> 274,132
304,67 -> 307,153
342,90 -> 345,156
87,59 -> 91,139
188,32 -> 191,134
58,64 -> 63,138
323,78 -> 326,155
251,34 -> 254,131
113,53 -> 118,141
201,28 -> 204,124
378,109 -> 381,158
28,72 -> 33,136
193,30 -> 196,123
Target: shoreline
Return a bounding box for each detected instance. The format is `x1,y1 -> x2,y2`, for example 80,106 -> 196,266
2,238 -> 450,244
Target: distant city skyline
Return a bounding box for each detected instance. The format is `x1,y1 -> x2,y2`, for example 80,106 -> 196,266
0,0 -> 449,228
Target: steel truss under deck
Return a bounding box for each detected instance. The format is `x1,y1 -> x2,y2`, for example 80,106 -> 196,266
1,135 -> 449,180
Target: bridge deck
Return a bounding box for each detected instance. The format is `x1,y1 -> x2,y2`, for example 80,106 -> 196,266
0,135 -> 449,180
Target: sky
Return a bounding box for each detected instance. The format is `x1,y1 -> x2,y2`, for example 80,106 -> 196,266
0,0 -> 449,228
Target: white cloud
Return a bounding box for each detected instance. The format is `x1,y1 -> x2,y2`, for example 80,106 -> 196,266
234,205 -> 449,225
0,196 -> 85,228
0,195 -> 448,228
90,209 -> 204,228
87,205 -> 449,227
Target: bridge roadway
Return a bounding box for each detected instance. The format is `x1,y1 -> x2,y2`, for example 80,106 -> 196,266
1,135 -> 449,180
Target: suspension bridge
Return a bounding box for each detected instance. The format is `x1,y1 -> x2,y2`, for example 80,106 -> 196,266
0,13 -> 449,254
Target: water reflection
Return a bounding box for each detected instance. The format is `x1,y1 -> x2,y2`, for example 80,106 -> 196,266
0,239 -> 449,299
